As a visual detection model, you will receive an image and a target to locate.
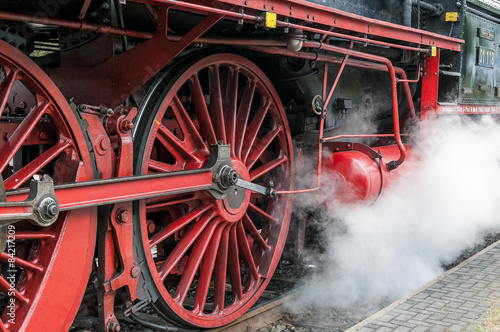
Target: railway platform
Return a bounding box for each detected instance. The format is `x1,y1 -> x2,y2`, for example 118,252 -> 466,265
347,240 -> 500,331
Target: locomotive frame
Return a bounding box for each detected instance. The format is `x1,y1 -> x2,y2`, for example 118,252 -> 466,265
0,0 -> 495,330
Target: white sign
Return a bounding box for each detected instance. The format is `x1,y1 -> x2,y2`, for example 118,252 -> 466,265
479,0 -> 500,10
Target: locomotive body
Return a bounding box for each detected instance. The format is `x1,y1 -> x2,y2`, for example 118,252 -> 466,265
0,0 -> 494,331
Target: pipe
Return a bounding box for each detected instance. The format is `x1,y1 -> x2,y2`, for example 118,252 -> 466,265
0,11 -> 153,39
132,0 -> 433,53
242,45 -> 417,125
403,0 -> 412,26
412,0 -> 443,16
303,41 -> 406,169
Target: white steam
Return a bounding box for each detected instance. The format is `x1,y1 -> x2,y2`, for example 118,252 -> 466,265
293,116 -> 500,308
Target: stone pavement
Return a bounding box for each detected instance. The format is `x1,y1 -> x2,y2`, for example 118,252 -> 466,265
346,241 -> 500,332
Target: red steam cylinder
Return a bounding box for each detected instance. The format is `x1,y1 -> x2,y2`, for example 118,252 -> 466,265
323,144 -> 413,205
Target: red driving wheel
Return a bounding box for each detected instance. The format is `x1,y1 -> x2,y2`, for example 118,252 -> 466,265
0,41 -> 96,331
133,53 -> 294,328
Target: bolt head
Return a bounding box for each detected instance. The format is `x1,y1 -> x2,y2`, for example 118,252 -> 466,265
106,321 -> 120,332
119,120 -> 134,133
147,220 -> 156,233
99,137 -> 110,151
131,266 -> 140,278
117,209 -> 129,223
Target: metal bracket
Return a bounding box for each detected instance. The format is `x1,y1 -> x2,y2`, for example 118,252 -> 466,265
123,298 -> 150,317
0,175 -> 59,227
323,142 -> 383,160
235,178 -> 276,197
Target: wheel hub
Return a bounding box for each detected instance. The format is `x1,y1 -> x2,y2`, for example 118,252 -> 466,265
213,160 -> 250,221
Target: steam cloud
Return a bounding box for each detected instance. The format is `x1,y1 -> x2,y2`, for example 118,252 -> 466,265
292,116 -> 500,309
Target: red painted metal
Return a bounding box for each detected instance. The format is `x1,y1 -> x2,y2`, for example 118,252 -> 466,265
135,0 -> 462,52
323,144 -> 414,205
49,9 -> 223,107
0,40 -> 97,332
421,51 -> 440,120
216,0 -> 462,51
78,0 -> 93,20
99,106 -> 137,332
0,11 -> 153,40
242,44 -> 418,120
80,112 -> 116,180
134,54 -> 294,328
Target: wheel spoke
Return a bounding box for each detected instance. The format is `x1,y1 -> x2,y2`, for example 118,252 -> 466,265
234,80 -> 256,159
158,210 -> 216,281
0,252 -> 43,272
249,155 -> 287,182
213,225 -> 230,313
146,194 -> 196,213
236,221 -> 259,283
241,102 -> 270,163
0,276 -> 28,304
4,140 -> 71,189
149,204 -> 212,248
172,95 -> 208,153
156,124 -> 202,165
242,214 -> 270,251
0,67 -> 18,120
224,66 -> 239,151
0,101 -> 50,174
193,223 -> 225,314
14,231 -> 56,240
148,159 -> 179,173
227,225 -> 243,301
248,203 -> 278,224
190,74 -> 217,145
245,125 -> 282,170
209,65 -> 226,143
174,219 -> 218,305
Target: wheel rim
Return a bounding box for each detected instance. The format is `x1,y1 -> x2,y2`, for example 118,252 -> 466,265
134,54 -> 294,328
0,41 -> 96,331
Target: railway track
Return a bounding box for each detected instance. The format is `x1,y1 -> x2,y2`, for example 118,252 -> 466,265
209,292 -> 299,332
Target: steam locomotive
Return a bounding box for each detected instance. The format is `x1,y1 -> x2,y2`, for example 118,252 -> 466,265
0,0 -> 493,330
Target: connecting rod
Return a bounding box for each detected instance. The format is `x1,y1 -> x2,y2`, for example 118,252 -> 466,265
0,144 -> 274,227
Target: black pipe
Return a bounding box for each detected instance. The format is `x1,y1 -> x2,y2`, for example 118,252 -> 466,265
403,0 -> 412,26
412,0 -> 443,17
129,313 -> 177,332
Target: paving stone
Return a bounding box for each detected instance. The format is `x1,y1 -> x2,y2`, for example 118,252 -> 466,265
446,324 -> 467,332
356,328 -> 375,332
392,327 -> 411,332
392,313 -> 417,322
409,326 -> 431,332
429,325 -> 450,332
346,243 -> 500,332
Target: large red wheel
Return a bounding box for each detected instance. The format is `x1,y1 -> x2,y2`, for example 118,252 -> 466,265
133,53 -> 294,328
0,41 -> 96,331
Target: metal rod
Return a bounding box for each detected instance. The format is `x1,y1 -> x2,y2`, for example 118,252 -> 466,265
6,169 -> 213,210
242,44 -> 417,144
322,134 -> 410,143
317,61 -> 328,189
0,11 -> 154,39
304,41 -> 406,169
324,40 -> 353,108
276,188 -> 320,194
130,0 -> 444,53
